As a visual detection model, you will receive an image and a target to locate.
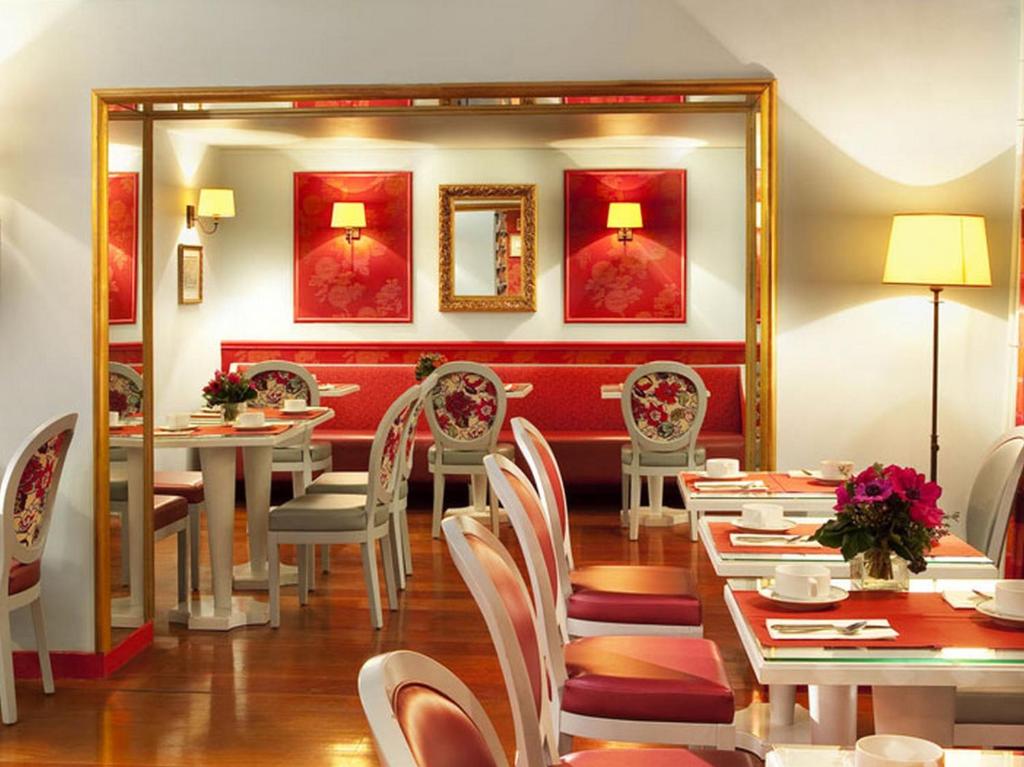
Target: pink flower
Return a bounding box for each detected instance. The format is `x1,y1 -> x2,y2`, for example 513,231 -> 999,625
227,372 -> 241,385
851,466 -> 893,504
886,464 -> 942,506
834,483 -> 852,512
910,503 -> 945,528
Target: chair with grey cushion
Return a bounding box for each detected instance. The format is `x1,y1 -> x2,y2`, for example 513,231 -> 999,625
267,385 -> 418,630
620,361 -> 709,541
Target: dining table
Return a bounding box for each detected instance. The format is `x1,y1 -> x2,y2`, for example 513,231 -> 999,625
110,405 -> 335,631
724,577 -> 1024,754
767,745 -> 1022,767
699,516 -> 997,579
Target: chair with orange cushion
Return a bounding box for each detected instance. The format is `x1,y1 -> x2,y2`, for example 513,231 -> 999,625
444,506 -> 737,757
512,417 -> 702,639
0,412 -> 77,725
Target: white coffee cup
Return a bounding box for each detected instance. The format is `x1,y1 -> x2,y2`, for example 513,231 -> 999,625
283,398 -> 307,413
166,413 -> 191,430
236,411 -> 266,429
706,458 -> 740,478
855,735 -> 944,767
774,563 -> 831,600
994,580 -> 1024,617
109,410 -> 121,427
821,459 -> 854,481
741,502 -> 785,529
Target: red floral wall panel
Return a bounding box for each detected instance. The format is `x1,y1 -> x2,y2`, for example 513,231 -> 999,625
293,172 -> 413,323
564,169 -> 686,323
292,100 -> 412,108
108,172 -> 138,324
564,96 -> 684,104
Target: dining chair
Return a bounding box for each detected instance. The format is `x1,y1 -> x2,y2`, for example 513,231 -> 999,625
424,362 -> 514,538
152,495 -> 191,617
444,509 -> 737,755
511,417 -> 702,638
621,362 -> 709,540
963,426 -> 1024,569
0,412 -> 77,725
267,386 -> 417,629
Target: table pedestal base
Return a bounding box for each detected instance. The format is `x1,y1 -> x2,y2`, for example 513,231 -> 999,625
167,602 -> 190,626
872,686 -> 955,746
233,561 -> 298,590
111,597 -> 145,629
734,700 -> 814,758
809,685 -> 857,746
186,596 -> 269,631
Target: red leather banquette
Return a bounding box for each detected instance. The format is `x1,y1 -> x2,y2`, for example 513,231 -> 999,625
224,341 -> 745,487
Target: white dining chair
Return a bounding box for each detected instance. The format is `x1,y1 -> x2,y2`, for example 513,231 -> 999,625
0,412 -> 77,725
620,361 -> 709,540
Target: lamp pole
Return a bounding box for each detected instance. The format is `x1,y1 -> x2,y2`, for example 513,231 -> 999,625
928,287 -> 942,483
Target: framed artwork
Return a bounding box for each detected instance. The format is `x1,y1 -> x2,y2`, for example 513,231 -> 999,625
563,169 -> 686,323
108,172 -> 138,324
292,99 -> 412,108
177,245 -> 203,304
293,171 -> 413,322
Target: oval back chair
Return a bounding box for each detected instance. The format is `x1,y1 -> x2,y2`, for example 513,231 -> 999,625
964,426 -> 1024,568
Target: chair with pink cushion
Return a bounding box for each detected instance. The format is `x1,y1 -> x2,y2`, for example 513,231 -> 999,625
444,507 -> 737,756
512,416 -> 702,639
0,412 -> 77,725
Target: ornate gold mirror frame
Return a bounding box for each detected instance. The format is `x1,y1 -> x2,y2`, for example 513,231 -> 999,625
92,78 -> 776,654
439,184 -> 537,312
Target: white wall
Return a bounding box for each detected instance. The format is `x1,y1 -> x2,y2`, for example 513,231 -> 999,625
0,0 -> 1017,650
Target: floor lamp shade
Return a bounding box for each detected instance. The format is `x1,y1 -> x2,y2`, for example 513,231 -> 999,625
883,214 -> 991,287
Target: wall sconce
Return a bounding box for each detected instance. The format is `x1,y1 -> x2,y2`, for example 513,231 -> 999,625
331,202 -> 366,244
607,202 -> 643,249
186,188 -> 235,234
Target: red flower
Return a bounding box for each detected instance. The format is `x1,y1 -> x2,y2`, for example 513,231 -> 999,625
109,391 -> 128,413
227,372 -> 241,385
445,391 -> 474,421
645,404 -> 668,425
475,398 -> 496,422
653,380 -> 681,403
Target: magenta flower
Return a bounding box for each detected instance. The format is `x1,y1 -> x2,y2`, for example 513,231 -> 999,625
886,464 -> 941,506
852,470 -> 893,504
834,483 -> 852,512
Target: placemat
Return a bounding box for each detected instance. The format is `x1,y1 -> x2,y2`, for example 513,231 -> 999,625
258,407 -> 327,420
114,424 -> 293,437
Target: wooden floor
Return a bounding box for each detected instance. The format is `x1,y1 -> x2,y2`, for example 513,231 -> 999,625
3,488 -> 857,765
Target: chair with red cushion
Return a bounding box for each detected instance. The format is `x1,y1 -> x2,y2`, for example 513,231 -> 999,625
152,494 -> 190,619
512,417 -> 702,638
0,413 -> 77,725
444,507 -> 737,757
152,472 -> 204,591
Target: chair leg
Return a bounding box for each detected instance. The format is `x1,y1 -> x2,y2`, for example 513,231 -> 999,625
290,470 -> 305,499
189,503 -> 201,592
0,613 -> 16,724
380,535 -> 399,611
176,528 -> 188,607
389,515 -> 407,590
29,600 -> 53,695
399,504 -> 413,576
120,510 -> 130,587
689,505 -> 700,542
360,541 -> 384,629
320,544 -> 330,574
620,472 -> 629,527
628,471 -> 642,541
268,537 -> 281,628
488,482 -> 500,536
431,472 -> 445,539
649,475 -> 665,516
297,545 -> 310,606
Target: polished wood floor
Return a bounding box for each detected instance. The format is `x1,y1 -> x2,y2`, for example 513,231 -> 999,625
3,487 -> 863,765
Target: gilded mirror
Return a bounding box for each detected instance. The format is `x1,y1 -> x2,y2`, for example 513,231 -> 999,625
439,184 -> 536,312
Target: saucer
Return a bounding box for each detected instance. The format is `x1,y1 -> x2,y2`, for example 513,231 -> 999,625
758,584 -> 849,610
281,408 -> 309,415
732,519 -> 796,533
158,426 -> 196,433
810,477 -> 846,486
705,471 -> 747,481
976,599 -> 1024,628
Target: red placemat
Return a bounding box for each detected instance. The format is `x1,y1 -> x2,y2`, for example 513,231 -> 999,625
710,522 -> 984,559
681,472 -> 786,493
258,408 -> 326,420
773,474 -> 841,494
113,424 -> 292,437
734,590 -> 1024,649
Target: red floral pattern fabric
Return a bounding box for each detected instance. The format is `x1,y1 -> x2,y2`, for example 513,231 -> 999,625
108,172 -> 138,324
109,371 -> 143,415
430,373 -> 499,442
249,370 -> 312,408
14,431 -> 69,548
629,372 -> 699,442
379,403 -> 412,492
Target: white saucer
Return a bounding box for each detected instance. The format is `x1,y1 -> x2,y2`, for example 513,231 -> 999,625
976,599 -> 1024,628
758,585 -> 849,610
732,519 -> 797,533
704,471 -> 748,481
159,425 -> 196,433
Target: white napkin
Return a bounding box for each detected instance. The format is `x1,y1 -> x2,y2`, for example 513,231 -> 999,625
694,480 -> 769,492
788,470 -> 823,478
942,589 -> 991,610
767,618 -> 898,640
729,533 -> 821,548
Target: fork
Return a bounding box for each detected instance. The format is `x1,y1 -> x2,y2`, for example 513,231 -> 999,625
771,621 -> 889,635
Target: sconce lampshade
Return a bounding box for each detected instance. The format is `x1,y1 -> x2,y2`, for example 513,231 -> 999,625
883,214 -> 991,287
607,202 -> 643,230
196,188 -> 236,219
331,202 -> 367,229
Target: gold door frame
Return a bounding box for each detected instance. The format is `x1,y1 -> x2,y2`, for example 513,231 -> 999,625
91,78 -> 777,651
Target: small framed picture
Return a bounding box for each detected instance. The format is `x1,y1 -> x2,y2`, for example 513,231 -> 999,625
177,244 -> 203,304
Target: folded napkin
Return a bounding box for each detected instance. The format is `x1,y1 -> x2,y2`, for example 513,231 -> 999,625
694,480 -> 768,492
729,533 -> 821,547
767,618 -> 898,641
942,589 -> 992,610
788,470 -> 822,478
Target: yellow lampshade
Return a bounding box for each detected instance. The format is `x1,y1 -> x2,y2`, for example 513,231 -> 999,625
196,188 -> 235,219
883,214 -> 991,287
331,202 -> 367,229
607,202 -> 643,230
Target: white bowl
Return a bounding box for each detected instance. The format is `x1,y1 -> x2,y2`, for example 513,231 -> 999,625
855,735 -> 944,767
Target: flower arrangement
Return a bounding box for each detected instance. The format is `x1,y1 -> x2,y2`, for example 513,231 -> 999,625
415,352 -> 447,382
202,370 -> 257,420
811,463 -> 950,584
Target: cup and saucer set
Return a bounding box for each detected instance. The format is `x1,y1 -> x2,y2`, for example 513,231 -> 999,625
759,563 -> 849,610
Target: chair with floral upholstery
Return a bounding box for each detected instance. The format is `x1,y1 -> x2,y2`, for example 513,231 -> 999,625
424,362 -> 514,539
0,412 -> 77,724
621,361 -> 709,540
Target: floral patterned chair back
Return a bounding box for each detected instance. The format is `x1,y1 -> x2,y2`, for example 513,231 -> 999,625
368,386 -> 421,511
401,372 -> 439,483
109,362 -> 143,417
621,361 -> 709,462
1,413 -> 77,567
424,362 -> 507,453
245,360 -> 320,409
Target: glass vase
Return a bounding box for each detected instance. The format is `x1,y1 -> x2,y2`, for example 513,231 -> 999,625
221,402 -> 247,422
850,549 -> 910,591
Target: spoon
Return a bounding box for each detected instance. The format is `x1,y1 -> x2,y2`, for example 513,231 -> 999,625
771,621 -> 888,635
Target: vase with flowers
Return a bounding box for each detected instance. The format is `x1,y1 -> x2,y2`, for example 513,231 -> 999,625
202,370 -> 257,422
415,352 -> 447,382
810,463 -> 950,591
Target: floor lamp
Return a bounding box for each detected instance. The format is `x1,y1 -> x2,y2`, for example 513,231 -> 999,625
882,214 -> 991,482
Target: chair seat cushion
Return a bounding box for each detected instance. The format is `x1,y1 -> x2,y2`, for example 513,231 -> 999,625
269,493 -> 388,532
153,494 -> 188,530
621,445 -> 706,468
308,471 -> 408,500
562,636 -> 733,724
273,440 -> 333,464
568,566 -> 701,626
955,688 -> 1024,724
9,560 -> 41,595
428,443 -> 515,466
562,749 -> 759,767
153,471 -> 204,504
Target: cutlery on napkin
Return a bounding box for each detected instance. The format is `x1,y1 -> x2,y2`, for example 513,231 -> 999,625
942,589 -> 993,609
730,533 -> 819,547
767,618 -> 898,640
694,480 -> 769,492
